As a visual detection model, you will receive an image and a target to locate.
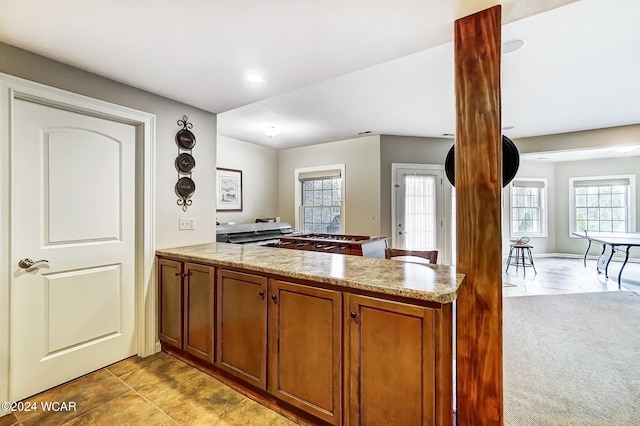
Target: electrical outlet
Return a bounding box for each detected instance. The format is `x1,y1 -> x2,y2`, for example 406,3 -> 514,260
179,218 -> 195,230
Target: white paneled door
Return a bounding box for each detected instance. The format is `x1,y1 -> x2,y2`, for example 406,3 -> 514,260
10,99 -> 137,401
393,166 -> 444,253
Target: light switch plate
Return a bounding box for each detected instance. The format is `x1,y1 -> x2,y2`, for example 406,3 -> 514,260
179,218 -> 195,230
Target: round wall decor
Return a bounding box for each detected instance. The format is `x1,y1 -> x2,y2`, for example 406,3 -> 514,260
175,129 -> 196,149
175,152 -> 196,173
175,115 -> 196,211
175,176 -> 196,198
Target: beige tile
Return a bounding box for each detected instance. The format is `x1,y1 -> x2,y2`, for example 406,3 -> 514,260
105,351 -> 172,378
0,413 -> 19,426
220,399 -> 297,425
61,392 -> 174,426
119,353 -> 201,392
149,373 -> 245,424
14,369 -> 130,426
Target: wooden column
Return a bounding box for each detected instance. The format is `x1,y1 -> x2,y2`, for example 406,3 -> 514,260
454,5 -> 503,426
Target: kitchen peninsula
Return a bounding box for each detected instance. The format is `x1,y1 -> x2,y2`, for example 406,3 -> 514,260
156,242 -> 465,426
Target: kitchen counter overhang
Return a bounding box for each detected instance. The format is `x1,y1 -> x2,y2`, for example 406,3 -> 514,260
156,242 -> 465,304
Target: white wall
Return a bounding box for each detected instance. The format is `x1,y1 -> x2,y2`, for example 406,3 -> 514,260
513,125 -> 640,259
0,42 -> 218,410
516,125 -> 640,154
216,135 -> 279,224
380,136 -> 454,234
0,42 -> 218,249
278,135 -> 381,235
501,160 -> 556,255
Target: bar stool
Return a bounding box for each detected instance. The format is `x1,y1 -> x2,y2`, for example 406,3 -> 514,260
506,238 -> 537,274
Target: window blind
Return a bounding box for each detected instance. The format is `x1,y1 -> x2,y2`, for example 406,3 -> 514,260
572,177 -> 631,187
297,169 -> 341,181
513,180 -> 545,188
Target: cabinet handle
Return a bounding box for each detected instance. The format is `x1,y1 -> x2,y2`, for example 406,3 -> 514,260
259,290 -> 265,296
175,272 -> 181,277
271,294 -> 277,301
350,311 -> 357,318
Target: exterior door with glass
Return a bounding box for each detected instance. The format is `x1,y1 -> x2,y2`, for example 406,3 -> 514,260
392,165 -> 444,254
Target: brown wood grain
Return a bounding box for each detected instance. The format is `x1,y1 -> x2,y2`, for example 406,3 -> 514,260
157,258 -> 183,349
454,5 -> 504,426
268,280 -> 342,425
345,294 -> 440,426
215,269 -> 268,390
182,262 -> 215,362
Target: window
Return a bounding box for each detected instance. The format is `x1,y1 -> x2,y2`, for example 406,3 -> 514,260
509,179 -> 547,237
295,165 -> 345,234
570,175 -> 635,234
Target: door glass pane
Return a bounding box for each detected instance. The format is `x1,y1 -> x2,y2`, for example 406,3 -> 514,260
403,174 -> 436,250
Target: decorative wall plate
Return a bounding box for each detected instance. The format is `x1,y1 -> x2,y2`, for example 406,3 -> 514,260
175,177 -> 196,198
175,129 -> 196,149
175,152 -> 196,173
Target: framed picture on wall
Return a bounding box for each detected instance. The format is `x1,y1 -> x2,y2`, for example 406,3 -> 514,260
216,168 -> 243,212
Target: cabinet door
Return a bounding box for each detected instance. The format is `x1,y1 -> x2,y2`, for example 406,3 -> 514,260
183,262 -> 215,362
216,269 -> 268,389
268,280 -> 342,425
345,294 -> 436,426
157,258 -> 183,349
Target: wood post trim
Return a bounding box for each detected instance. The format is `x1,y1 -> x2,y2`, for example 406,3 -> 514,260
454,5 -> 503,425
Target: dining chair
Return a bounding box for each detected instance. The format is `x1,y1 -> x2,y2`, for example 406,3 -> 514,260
385,248 -> 438,264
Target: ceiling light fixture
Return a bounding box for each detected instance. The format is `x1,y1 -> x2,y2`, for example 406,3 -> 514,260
262,125 -> 280,138
245,73 -> 264,83
502,38 -> 526,54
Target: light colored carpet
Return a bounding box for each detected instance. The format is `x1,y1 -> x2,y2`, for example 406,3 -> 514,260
504,291 -> 640,425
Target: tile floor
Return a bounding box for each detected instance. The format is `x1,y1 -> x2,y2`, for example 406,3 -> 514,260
1,352 -> 296,426
2,256 -> 638,425
503,255 -> 640,297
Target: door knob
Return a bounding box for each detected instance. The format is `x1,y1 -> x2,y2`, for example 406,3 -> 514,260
18,258 -> 49,269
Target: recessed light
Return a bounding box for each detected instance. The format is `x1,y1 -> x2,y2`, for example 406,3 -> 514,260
502,39 -> 525,54
245,73 -> 264,83
502,125 -> 515,131
357,130 -> 372,135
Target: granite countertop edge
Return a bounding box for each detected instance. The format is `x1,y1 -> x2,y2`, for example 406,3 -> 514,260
156,243 -> 466,304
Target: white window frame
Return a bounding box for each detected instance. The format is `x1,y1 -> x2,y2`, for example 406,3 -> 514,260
569,174 -> 636,237
508,178 -> 548,238
294,164 -> 346,234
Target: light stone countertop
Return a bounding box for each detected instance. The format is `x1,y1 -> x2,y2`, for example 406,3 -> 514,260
156,242 -> 466,304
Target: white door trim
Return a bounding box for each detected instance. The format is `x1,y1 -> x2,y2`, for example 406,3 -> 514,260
391,163 -> 452,264
0,72 -> 156,410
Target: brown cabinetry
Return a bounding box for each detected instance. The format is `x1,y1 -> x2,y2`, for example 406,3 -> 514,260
216,269 -> 268,389
216,270 -> 342,424
157,258 -> 215,362
158,254 -> 454,426
268,279 -> 342,425
345,294 -> 452,426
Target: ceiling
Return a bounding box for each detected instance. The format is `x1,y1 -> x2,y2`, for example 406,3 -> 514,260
1,0 -> 639,153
